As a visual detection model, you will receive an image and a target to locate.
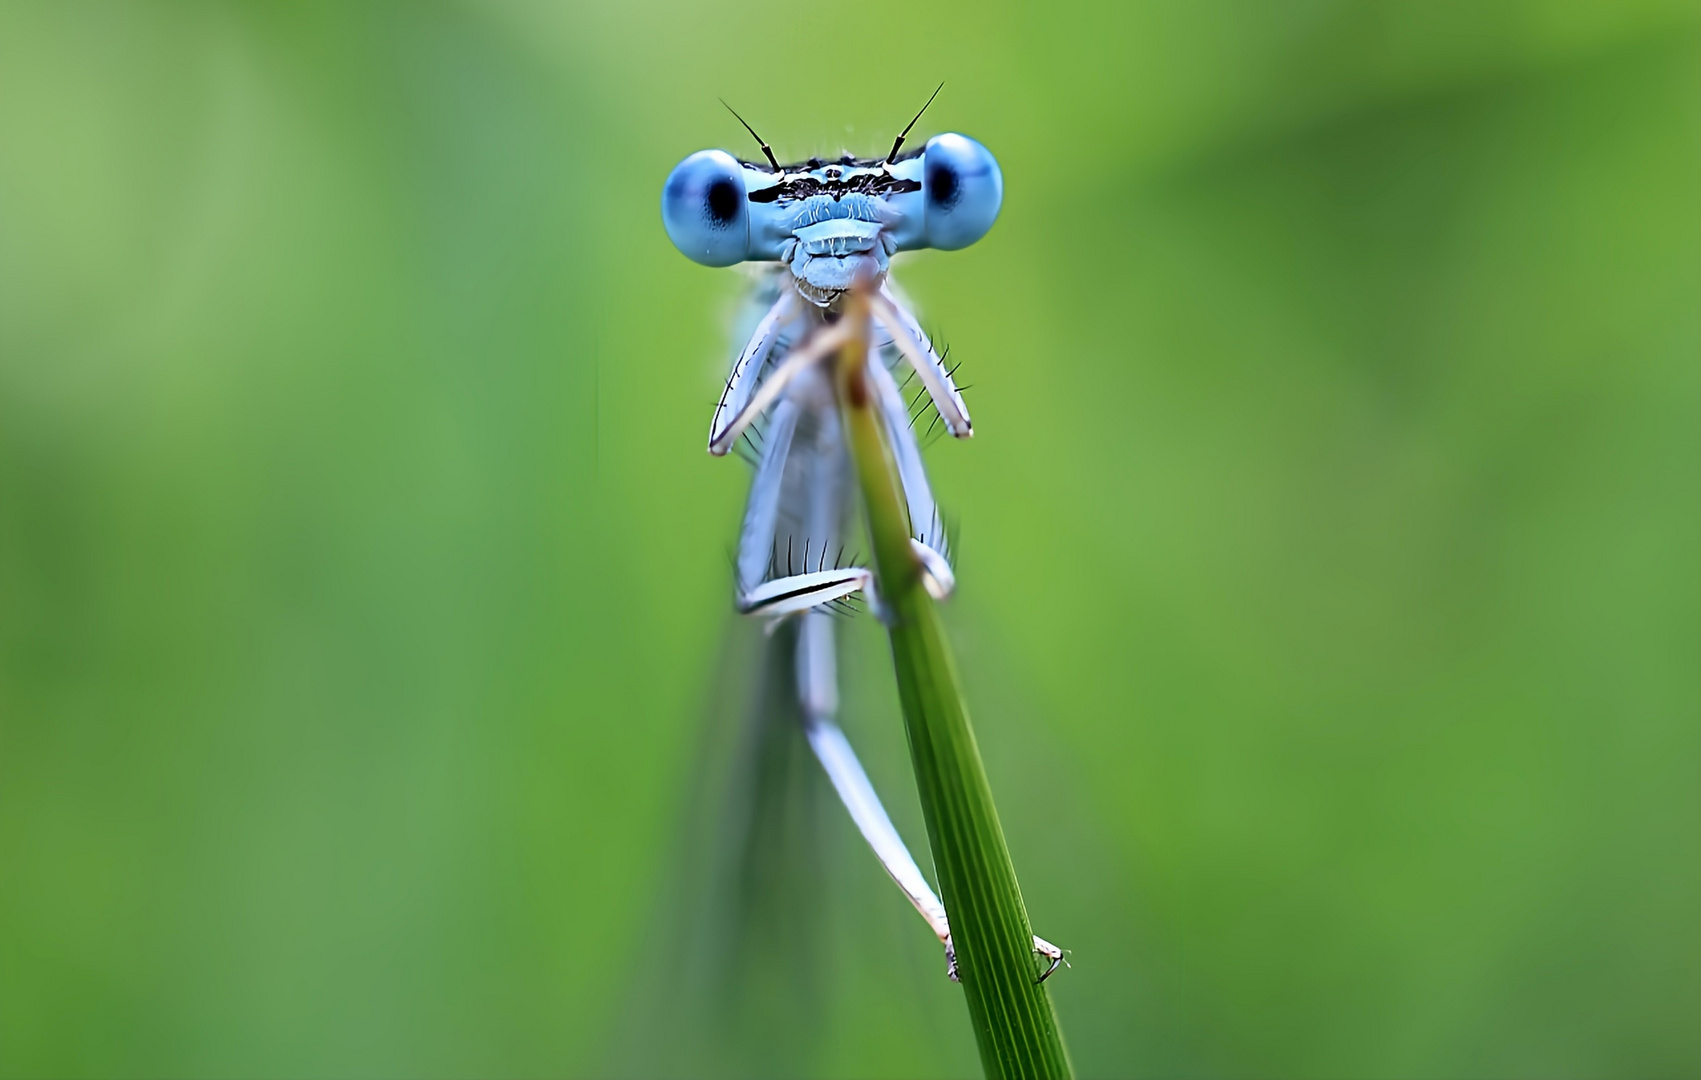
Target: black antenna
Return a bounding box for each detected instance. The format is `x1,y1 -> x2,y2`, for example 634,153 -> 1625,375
720,99 -> 782,172
886,82 -> 944,164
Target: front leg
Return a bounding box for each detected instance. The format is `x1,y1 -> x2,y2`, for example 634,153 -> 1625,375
871,286 -> 972,439
709,288 -> 795,452
867,343 -> 955,600
709,320 -> 852,455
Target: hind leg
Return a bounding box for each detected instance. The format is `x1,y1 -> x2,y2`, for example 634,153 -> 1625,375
795,612 -> 1064,982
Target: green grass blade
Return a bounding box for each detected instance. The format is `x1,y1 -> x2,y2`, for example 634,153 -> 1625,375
835,289 -> 1074,1080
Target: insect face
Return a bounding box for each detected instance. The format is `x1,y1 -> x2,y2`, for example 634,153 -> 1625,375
661,134 -> 1003,276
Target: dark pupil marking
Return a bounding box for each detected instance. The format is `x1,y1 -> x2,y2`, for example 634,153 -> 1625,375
928,162 -> 959,210
706,178 -> 740,225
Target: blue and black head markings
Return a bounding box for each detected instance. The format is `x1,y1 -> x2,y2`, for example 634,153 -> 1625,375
665,94 -> 998,269
724,85 -> 942,205
744,162 -> 921,204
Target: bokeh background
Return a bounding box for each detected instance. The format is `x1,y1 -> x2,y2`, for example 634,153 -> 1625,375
2,2 -> 1697,1077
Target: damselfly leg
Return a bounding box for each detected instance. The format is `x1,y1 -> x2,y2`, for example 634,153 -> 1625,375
725,300 -> 1061,982
871,285 -> 972,439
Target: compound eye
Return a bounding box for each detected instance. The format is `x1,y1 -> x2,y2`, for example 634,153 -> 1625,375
921,134 -> 1003,251
661,150 -> 749,266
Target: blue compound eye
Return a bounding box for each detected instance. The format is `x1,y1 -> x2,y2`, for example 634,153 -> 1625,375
921,134 -> 1002,251
662,150 -> 749,266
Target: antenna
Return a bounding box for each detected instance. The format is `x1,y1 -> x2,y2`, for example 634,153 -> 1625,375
721,99 -> 782,172
886,82 -> 943,164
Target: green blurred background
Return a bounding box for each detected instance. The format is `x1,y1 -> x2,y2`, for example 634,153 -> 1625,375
2,2 -> 1697,1077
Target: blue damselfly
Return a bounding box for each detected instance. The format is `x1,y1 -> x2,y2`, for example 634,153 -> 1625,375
661,93 -> 1062,983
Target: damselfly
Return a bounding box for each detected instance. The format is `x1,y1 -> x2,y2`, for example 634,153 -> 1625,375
662,92 -> 1062,983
